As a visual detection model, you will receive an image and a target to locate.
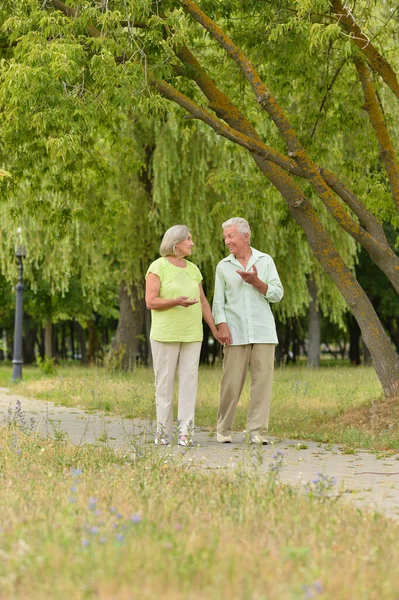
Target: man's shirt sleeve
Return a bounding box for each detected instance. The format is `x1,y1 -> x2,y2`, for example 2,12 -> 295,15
264,257 -> 284,303
212,263 -> 227,325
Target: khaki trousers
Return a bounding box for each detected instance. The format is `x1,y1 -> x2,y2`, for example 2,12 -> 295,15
217,344 -> 275,437
151,340 -> 201,439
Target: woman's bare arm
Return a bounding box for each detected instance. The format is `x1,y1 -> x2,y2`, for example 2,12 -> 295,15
199,284 -> 220,339
145,273 -> 198,310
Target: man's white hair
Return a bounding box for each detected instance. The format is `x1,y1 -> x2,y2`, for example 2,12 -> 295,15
159,224 -> 190,256
222,217 -> 251,241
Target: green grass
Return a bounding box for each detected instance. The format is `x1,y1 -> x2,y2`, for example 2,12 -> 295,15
2,362 -> 396,451
1,425 -> 399,599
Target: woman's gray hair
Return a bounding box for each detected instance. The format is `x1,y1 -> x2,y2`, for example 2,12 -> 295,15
222,217 -> 251,241
159,224 -> 190,256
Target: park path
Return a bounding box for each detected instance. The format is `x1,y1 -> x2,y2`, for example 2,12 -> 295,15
1,387 -> 399,519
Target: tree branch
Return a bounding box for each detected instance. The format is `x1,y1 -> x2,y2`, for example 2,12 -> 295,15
48,0 -> 102,38
355,58 -> 399,215
178,2 -> 391,254
330,0 -> 399,100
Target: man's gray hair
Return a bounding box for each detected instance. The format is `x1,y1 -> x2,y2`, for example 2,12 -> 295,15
159,224 -> 190,256
222,217 -> 251,241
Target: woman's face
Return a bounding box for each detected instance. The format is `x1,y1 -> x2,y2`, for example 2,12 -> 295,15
175,233 -> 194,257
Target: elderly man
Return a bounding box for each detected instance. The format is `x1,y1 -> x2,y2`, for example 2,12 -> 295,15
212,217 -> 284,444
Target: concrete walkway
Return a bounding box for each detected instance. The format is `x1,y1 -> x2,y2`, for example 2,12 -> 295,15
2,388 -> 399,519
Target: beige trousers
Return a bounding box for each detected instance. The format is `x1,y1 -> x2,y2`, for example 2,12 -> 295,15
151,340 -> 202,440
217,344 -> 275,437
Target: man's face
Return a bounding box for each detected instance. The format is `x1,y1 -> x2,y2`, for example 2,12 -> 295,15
223,226 -> 249,255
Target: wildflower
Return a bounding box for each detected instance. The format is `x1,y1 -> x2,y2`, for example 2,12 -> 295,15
314,581 -> 323,593
82,539 -> 90,547
175,523 -> 182,531
71,486 -> 77,494
71,468 -> 83,477
88,497 -> 97,511
116,533 -> 124,542
131,514 -> 142,524
90,527 -> 99,535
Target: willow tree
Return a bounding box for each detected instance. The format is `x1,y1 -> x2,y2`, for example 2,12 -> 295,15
1,1 -> 399,392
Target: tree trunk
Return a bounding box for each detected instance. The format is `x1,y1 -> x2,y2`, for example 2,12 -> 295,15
361,338 -> 372,366
76,322 -> 87,364
87,319 -> 101,363
254,156 -> 399,397
61,323 -> 67,359
69,320 -> 75,360
23,316 -> 37,364
307,277 -> 320,367
44,320 -> 52,358
107,282 -> 145,371
347,315 -> 361,365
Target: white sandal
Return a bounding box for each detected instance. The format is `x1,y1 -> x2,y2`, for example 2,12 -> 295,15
178,436 -> 193,447
154,437 -> 169,446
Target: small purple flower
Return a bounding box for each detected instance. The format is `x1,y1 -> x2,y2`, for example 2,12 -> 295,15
303,584 -> 313,599
116,533 -> 124,542
109,507 -> 116,514
71,468 -> 83,477
175,523 -> 182,531
90,526 -> 99,535
88,497 -> 97,511
100,537 -> 106,544
71,486 -> 77,493
314,581 -> 323,593
82,539 -> 90,547
116,513 -> 123,519
131,514 -> 142,524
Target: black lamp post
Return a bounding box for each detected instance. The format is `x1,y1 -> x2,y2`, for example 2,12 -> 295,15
12,242 -> 26,381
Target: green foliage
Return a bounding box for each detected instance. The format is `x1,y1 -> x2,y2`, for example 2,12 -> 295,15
36,355 -> 57,376
0,0 -> 398,331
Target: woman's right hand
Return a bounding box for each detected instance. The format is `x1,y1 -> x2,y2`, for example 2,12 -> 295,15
176,296 -> 199,308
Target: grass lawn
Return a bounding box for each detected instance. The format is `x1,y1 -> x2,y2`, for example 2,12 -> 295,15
1,425 -> 399,599
1,362 -> 399,451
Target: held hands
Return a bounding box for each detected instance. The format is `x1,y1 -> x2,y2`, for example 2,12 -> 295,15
236,264 -> 259,285
217,322 -> 232,346
176,296 -> 199,308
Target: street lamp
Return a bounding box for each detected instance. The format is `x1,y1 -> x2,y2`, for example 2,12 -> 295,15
12,236 -> 27,381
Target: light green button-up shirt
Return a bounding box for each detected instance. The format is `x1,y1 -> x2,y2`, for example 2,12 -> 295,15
212,247 -> 284,345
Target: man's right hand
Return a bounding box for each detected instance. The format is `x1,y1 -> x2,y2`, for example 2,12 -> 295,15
217,322 -> 232,346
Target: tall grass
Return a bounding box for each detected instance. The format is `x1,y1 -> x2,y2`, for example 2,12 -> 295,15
1,422 -> 399,599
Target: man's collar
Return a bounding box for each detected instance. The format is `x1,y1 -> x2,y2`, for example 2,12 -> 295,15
222,246 -> 266,264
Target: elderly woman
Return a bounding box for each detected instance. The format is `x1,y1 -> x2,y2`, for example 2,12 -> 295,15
145,225 -> 219,446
